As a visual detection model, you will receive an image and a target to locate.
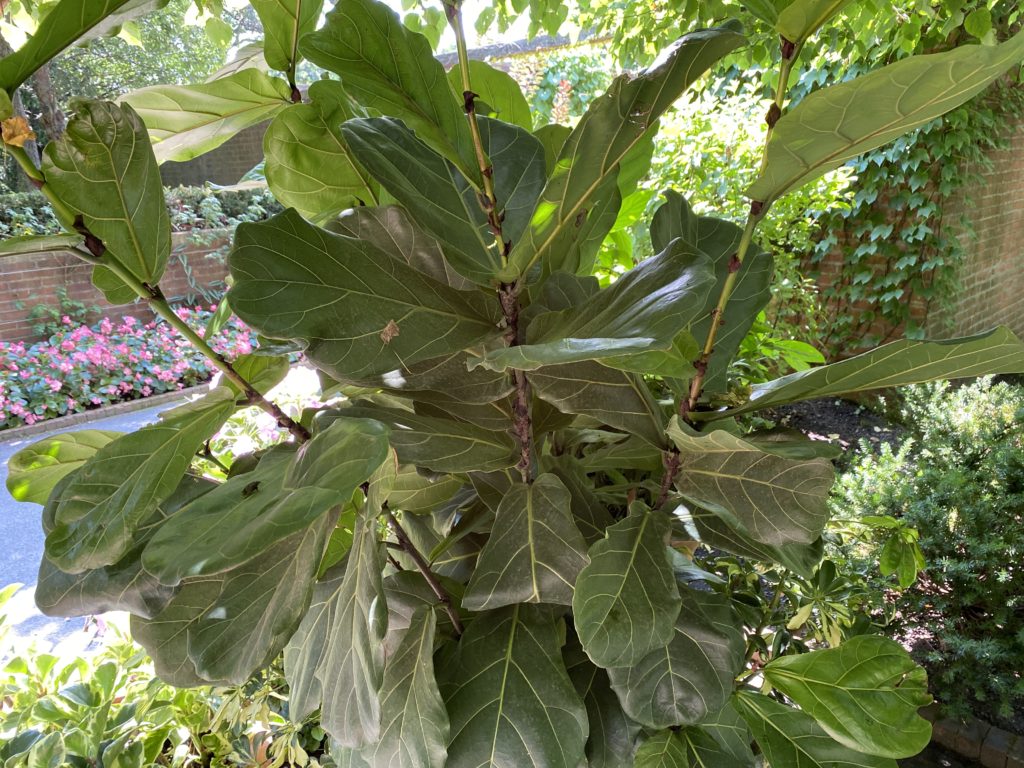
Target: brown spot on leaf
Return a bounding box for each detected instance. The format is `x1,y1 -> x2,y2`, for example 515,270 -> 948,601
2,116 -> 36,147
380,319 -> 401,343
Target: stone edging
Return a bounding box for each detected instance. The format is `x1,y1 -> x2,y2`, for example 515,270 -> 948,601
0,384 -> 211,442
923,704 -> 1024,768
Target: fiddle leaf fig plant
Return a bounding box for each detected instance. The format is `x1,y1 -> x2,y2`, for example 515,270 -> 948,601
6,0 -> 1024,764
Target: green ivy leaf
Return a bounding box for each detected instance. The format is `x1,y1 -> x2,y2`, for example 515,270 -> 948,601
607,585 -> 744,728
749,28 -> 1024,203
228,209 -> 498,383
44,389 -> 236,572
964,7 -> 993,40
7,430 -> 121,505
733,692 -> 899,768
250,0 -> 323,74
764,635 -> 932,758
471,243 -> 715,371
464,473 -> 590,610
264,80 -> 377,224
505,25 -> 745,280
707,327 -> 1024,419
668,419 -> 834,547
441,604 -> 588,768
43,101 -> 170,303
573,503 -> 681,668
299,0 -> 478,183
122,69 -> 292,163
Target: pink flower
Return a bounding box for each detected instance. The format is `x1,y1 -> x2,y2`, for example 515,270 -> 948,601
48,380 -> 62,392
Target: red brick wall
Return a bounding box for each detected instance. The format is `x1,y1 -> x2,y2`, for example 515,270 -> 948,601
0,230 -> 231,342
933,118 -> 1024,338
808,114 -> 1024,354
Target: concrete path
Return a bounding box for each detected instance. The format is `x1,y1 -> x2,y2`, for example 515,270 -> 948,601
1,400 -> 181,651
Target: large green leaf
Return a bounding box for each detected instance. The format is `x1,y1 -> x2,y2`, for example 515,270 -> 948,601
122,69 -> 292,163
505,25 -> 744,280
635,715 -> 756,768
441,604 -> 588,768
7,430 -> 121,506
707,327 -> 1024,419
317,459 -> 396,747
564,634 -> 641,768
473,243 -> 714,371
684,509 -> 824,579
572,503 -> 681,668
607,585 -> 744,728
668,418 -> 834,547
284,562 -> 342,722
764,636 -> 932,758
130,575 -> 226,688
748,29 -> 1024,203
464,473 -> 589,610
44,389 -> 236,573
43,101 -> 170,302
530,361 -> 667,448
650,191 -> 773,394
35,474 -> 213,620
776,0 -> 853,44
733,692 -> 898,768
187,512 -> 335,684
322,405 -> 516,474
142,418 -> 389,584
250,0 -> 323,75
447,60 -> 532,129
545,455 -> 616,545
228,209 -> 498,383
329,205 -> 471,291
299,0 -> 477,182
355,608 -> 450,768
342,116 -> 545,285
0,0 -> 168,94
264,80 -> 377,224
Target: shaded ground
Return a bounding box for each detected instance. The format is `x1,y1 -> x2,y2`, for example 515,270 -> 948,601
769,396 -> 905,460
900,743 -> 982,768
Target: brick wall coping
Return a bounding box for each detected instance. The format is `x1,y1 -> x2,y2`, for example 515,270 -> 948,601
923,704 -> 1024,768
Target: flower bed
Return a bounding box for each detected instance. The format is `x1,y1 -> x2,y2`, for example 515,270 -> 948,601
0,308 -> 256,430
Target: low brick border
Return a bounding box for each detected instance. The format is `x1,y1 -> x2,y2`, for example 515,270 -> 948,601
923,704 -> 1024,768
0,384 -> 210,442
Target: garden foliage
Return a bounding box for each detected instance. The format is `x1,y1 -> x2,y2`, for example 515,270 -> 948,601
0,308 -> 255,430
4,0 -> 1024,765
835,378 -> 1024,725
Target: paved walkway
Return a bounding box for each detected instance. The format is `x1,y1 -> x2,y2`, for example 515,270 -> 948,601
1,401 -> 179,650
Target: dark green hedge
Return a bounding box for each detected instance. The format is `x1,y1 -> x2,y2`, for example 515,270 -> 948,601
0,185 -> 283,238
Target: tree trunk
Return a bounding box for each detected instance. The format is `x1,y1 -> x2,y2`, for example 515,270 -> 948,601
31,63 -> 66,141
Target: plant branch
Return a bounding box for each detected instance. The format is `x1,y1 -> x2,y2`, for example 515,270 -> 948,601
448,0 -> 533,481
682,39 -> 799,419
8,144 -> 311,442
386,509 -> 464,636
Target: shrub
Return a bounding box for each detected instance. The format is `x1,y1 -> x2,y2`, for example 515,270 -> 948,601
0,186 -> 282,238
0,588 -> 327,768
0,308 -> 256,430
834,378 -> 1024,724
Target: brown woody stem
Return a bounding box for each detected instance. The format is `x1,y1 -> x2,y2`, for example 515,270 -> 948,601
387,509 -> 464,636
